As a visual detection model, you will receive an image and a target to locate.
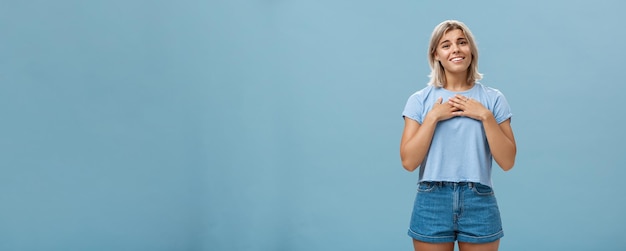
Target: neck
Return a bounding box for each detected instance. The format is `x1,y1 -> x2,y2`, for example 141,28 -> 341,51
443,71 -> 472,91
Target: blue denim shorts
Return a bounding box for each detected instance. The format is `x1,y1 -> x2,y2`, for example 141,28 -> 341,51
407,181 -> 503,244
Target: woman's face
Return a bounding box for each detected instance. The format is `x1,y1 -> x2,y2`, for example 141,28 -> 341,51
434,29 -> 472,75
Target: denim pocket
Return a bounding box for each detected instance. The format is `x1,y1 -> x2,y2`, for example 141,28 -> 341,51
417,182 -> 437,193
471,183 -> 494,196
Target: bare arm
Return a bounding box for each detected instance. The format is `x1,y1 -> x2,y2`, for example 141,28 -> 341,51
400,97 -> 458,171
400,117 -> 436,172
481,117 -> 516,170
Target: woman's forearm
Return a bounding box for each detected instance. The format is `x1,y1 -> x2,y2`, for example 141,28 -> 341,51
400,118 -> 438,171
481,116 -> 517,171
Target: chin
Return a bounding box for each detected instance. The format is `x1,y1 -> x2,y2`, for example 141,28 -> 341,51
446,67 -> 469,74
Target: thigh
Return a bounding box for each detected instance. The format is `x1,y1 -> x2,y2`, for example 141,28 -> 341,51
413,239 -> 454,251
458,239 -> 499,251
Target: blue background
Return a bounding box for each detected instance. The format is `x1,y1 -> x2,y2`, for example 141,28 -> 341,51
2,0 -> 625,250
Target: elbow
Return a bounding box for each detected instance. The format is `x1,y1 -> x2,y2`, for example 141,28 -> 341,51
501,164 -> 514,172
496,149 -> 516,171
401,159 -> 420,172
499,160 -> 515,171
400,148 -> 421,172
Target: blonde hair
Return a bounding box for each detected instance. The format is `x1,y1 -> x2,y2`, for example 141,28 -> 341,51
427,20 -> 482,87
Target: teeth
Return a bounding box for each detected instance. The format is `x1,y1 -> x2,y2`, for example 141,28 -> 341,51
451,57 -> 463,62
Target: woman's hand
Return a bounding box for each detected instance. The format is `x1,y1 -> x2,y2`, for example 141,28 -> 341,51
425,97 -> 461,123
448,94 -> 492,121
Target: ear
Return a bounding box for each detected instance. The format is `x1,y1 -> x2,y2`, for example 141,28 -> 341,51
434,52 -> 439,61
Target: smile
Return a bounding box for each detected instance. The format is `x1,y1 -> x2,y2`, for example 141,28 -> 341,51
450,57 -> 465,62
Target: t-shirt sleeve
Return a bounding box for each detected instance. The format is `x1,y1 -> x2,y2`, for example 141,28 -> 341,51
492,91 -> 513,124
402,94 -> 424,124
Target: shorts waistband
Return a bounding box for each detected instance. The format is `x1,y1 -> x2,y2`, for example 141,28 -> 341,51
419,181 -> 478,188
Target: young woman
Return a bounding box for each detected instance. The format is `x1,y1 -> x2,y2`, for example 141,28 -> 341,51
400,20 -> 517,251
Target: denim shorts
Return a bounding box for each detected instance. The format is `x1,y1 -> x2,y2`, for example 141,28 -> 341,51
407,181 -> 503,244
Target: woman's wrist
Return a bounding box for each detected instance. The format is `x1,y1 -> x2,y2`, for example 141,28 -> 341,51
423,115 -> 439,125
479,111 -> 494,122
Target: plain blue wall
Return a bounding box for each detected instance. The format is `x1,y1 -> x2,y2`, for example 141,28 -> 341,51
1,0 -> 625,250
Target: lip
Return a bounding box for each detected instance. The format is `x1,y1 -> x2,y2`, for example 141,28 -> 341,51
449,56 -> 465,62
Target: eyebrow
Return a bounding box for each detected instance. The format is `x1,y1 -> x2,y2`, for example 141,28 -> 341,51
439,37 -> 467,45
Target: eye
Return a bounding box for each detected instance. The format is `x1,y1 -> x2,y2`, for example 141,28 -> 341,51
459,40 -> 467,45
442,44 -> 450,49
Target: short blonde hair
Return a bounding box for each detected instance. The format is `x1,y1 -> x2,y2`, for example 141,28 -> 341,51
427,20 -> 482,87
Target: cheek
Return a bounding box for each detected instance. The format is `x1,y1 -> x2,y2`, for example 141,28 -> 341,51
435,51 -> 446,61
464,47 -> 473,56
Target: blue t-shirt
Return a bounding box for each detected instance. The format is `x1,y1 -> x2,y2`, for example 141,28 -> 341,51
402,82 -> 512,187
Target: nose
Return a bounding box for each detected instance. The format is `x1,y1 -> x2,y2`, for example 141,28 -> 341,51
452,44 -> 460,53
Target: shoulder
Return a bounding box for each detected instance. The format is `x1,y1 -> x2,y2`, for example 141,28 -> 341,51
474,82 -> 507,99
407,85 -> 436,101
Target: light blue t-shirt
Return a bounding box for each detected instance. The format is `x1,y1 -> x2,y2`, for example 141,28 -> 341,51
402,82 -> 512,188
